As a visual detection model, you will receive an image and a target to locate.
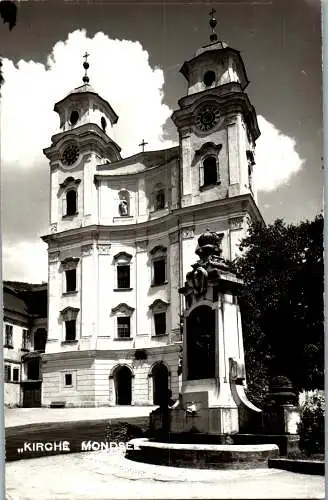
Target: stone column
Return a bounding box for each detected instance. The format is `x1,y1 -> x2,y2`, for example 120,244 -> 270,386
47,250 -> 61,346
81,243 -> 97,340
135,240 -> 149,344
168,230 -> 180,343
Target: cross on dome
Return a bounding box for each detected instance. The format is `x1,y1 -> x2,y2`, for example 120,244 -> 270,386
82,51 -> 90,84
209,8 -> 218,43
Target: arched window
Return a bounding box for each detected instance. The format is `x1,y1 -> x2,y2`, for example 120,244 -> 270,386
66,189 -> 77,216
203,70 -> 216,87
101,116 -> 107,132
202,156 -> 218,187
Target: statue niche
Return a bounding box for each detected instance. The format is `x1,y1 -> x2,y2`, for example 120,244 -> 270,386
118,190 -> 130,216
186,305 -> 216,380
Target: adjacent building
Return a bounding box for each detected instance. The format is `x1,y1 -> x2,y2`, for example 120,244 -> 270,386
40,23 -> 263,407
3,282 -> 47,407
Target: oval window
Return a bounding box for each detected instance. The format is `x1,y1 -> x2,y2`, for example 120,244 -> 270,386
69,110 -> 79,125
101,116 -> 107,131
203,70 -> 216,87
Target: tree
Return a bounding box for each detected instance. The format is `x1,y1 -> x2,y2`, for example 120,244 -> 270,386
233,215 -> 324,406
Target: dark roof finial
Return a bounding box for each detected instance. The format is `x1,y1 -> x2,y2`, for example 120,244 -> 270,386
83,51 -> 90,84
209,8 -> 218,43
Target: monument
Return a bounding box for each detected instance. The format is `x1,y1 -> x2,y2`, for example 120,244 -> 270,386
126,230 -> 283,468
150,229 -> 262,438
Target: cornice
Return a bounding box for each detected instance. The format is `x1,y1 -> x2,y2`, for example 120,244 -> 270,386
43,124 -> 122,162
41,343 -> 180,361
41,193 -> 264,248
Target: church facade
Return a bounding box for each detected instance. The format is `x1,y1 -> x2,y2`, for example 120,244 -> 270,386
41,27 -> 263,407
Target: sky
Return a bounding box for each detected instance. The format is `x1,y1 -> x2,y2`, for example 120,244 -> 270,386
0,0 -> 323,283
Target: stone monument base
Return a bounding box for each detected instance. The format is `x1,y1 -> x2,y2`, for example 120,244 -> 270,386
150,407 -> 240,436
126,438 -> 279,469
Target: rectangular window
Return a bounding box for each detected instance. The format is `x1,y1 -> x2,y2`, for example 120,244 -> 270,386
4,365 -> 11,383
154,312 -> 166,336
22,329 -> 29,350
117,265 -> 130,289
65,373 -> 73,387
65,320 -> 76,341
65,269 -> 77,292
153,259 -> 166,285
13,368 -> 19,382
117,317 -> 131,338
5,324 -> 13,347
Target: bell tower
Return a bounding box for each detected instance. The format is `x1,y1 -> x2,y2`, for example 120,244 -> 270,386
43,53 -> 122,234
172,11 -> 260,209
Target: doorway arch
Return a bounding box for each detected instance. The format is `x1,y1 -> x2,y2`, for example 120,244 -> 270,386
151,362 -> 169,405
113,365 -> 132,405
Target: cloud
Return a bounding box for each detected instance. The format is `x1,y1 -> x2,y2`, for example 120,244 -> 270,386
255,115 -> 305,192
1,29 -> 174,168
0,30 -> 305,281
2,241 -> 48,283
1,29 -> 174,282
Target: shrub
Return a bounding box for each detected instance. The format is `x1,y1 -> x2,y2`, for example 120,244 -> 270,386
298,392 -> 325,456
105,421 -> 146,443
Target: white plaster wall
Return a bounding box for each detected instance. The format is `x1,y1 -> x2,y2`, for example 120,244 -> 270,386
4,383 -> 21,407
42,356 -> 95,407
59,96 -> 115,136
94,347 -> 180,406
99,179 -> 137,222
81,250 -> 97,340
187,60 -> 227,95
3,322 -> 25,361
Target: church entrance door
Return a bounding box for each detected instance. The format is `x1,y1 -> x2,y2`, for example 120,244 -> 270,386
152,363 -> 169,405
114,366 -> 132,405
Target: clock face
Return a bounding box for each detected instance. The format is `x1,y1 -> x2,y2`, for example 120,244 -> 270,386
61,144 -> 79,167
195,105 -> 220,132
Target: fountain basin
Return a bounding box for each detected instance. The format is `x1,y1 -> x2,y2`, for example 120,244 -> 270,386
126,438 -> 279,469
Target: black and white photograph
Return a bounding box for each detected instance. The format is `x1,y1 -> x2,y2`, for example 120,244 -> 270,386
0,0 -> 324,498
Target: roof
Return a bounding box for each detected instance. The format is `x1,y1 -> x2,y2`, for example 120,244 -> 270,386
96,145 -> 179,177
3,281 -> 48,319
180,42 -> 249,91
54,84 -> 119,124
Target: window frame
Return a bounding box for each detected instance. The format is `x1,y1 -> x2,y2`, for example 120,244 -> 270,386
12,367 -> 20,383
22,329 -> 29,351
111,303 -> 135,341
60,307 -> 79,343
150,245 -> 167,287
113,252 -> 133,291
154,311 -> 167,336
117,264 -> 131,289
201,155 -> 219,188
65,268 -> 77,293
149,299 -> 169,337
65,320 -> 76,342
64,373 -> 73,387
117,316 -> 131,339
4,324 -> 13,348
152,257 -> 167,286
4,364 -> 11,383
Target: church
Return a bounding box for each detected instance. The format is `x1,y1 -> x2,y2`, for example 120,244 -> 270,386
40,14 -> 263,407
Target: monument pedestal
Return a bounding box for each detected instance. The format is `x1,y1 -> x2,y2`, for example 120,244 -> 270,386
137,230 -> 280,469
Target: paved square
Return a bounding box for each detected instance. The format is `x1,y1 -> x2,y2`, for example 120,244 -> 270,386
6,451 -> 324,499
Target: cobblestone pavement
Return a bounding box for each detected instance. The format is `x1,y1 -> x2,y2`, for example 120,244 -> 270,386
6,451 -> 325,499
5,406 -> 156,428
